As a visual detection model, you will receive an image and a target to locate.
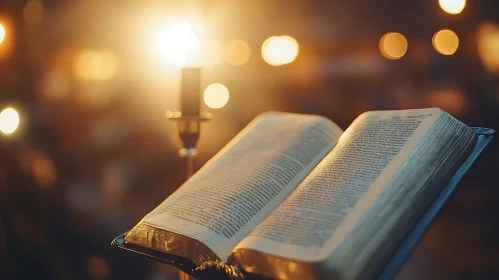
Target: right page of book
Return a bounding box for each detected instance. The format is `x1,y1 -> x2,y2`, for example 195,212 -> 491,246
234,108 -> 442,262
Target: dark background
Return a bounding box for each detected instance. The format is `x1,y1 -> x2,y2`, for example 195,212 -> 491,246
0,0 -> 498,279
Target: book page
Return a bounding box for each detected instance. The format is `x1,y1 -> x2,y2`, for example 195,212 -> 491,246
235,109 -> 441,262
142,112 -> 343,261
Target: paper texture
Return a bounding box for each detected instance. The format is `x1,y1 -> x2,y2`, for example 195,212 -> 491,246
236,109 -> 441,262
142,112 -> 342,260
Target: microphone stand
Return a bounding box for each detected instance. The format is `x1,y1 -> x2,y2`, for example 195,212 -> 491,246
167,67 -> 210,280
167,112 -> 211,178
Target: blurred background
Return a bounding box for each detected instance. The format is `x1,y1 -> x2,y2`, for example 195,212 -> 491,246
0,0 -> 498,279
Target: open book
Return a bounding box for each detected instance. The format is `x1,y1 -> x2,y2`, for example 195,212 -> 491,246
113,108 -> 491,279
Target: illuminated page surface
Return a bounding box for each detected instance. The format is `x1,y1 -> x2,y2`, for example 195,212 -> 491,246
236,109 -> 441,262
142,112 -> 343,261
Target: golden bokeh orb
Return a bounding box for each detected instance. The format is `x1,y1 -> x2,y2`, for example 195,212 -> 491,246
97,51 -> 119,80
73,50 -> 118,80
23,0 -> 44,26
262,36 -> 299,66
204,83 -> 230,109
379,32 -> 408,60
433,29 -> 459,55
439,0 -> 466,15
225,40 -> 251,66
0,24 -> 5,45
0,107 -> 20,135
477,22 -> 499,74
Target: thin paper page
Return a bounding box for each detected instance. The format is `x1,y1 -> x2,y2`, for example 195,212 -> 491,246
143,112 -> 343,261
235,109 -> 440,262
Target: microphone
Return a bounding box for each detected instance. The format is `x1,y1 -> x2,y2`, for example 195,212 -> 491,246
167,67 -> 211,178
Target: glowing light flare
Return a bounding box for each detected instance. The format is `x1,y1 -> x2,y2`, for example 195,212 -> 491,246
73,50 -> 118,80
439,0 -> 466,15
23,0 -> 44,26
262,36 -> 299,66
0,24 -> 5,45
433,29 -> 459,55
477,22 -> 499,75
0,107 -> 20,135
225,40 -> 251,66
204,83 -> 229,109
154,20 -> 201,66
379,32 -> 408,60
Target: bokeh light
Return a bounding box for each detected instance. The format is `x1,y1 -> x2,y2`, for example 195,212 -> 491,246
154,20 -> 201,66
74,50 -> 100,80
433,29 -> 459,55
426,86 -> 466,115
98,51 -> 119,80
0,24 -> 5,45
66,182 -> 98,212
225,40 -> 251,66
439,0 -> 466,15
32,152 -> 57,189
262,35 -> 299,66
20,149 -> 57,189
379,32 -> 408,60
23,0 -> 44,26
87,255 -> 111,280
73,50 -> 118,80
0,107 -> 20,135
204,83 -> 229,109
41,69 -> 72,101
477,22 -> 499,75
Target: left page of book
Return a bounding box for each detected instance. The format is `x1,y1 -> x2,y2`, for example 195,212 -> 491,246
138,112 -> 343,262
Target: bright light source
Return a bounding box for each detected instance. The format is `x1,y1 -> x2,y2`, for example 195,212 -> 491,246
73,50 -> 118,80
23,0 -> 44,26
0,24 -> 5,45
439,0 -> 466,15
225,40 -> 251,66
0,107 -> 20,135
433,29 -> 459,55
477,22 -> 499,75
154,20 -> 201,66
379,32 -> 408,60
262,35 -> 299,66
204,83 -> 229,109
